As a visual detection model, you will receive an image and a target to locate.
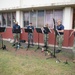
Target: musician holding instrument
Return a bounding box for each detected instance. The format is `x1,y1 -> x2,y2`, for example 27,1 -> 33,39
56,20 -> 64,53
12,21 -> 21,46
42,24 -> 51,48
27,23 -> 34,46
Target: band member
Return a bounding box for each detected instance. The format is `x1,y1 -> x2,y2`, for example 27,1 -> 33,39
69,28 -> 75,62
42,24 -> 51,48
12,21 -> 21,46
56,20 -> 64,53
27,23 -> 34,46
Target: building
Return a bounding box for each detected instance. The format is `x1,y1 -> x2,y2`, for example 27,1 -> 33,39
0,0 -> 75,47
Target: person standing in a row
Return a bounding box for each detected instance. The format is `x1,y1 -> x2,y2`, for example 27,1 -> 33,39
27,23 -> 34,46
56,20 -> 64,53
42,24 -> 51,48
12,21 -> 21,46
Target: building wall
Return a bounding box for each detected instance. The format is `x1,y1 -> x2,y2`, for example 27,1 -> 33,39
0,0 -> 74,29
63,7 -> 73,29
0,0 -> 75,47
0,0 -> 20,10
0,0 -> 75,10
2,28 -> 74,47
20,0 -> 70,7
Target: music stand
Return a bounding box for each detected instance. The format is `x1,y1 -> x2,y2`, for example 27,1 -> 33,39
43,27 -> 51,51
35,28 -> 42,51
53,18 -> 60,58
25,29 -> 33,50
0,27 -> 6,32
0,27 -> 6,50
13,28 -> 21,50
13,28 -> 21,33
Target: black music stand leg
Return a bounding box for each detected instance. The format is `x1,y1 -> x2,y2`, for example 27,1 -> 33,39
26,36 -> 30,50
37,33 -> 40,49
15,42 -> 18,51
46,34 -> 56,59
44,34 -> 48,51
2,37 -> 3,48
35,33 -> 41,51
47,34 -> 56,58
37,34 -> 40,49
37,44 -> 40,49
53,35 -> 56,58
0,34 -> 7,50
26,43 -> 30,50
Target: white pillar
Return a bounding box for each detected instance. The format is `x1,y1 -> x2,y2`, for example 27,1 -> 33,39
63,7 -> 73,30
20,11 -> 23,28
16,10 -> 22,27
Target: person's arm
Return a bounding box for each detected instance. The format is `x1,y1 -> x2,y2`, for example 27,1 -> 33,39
19,25 -> 21,33
58,25 -> 64,33
58,30 -> 64,33
41,27 -> 44,34
69,30 -> 74,38
48,26 -> 52,33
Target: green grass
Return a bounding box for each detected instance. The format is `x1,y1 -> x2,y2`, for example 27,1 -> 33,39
0,49 -> 75,75
0,41 -> 75,75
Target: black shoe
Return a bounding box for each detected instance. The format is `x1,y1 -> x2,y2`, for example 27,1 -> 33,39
55,50 -> 61,53
32,44 -> 34,46
12,44 -> 15,46
43,45 -> 48,48
46,46 -> 48,48
19,43 -> 21,46
43,45 -> 46,47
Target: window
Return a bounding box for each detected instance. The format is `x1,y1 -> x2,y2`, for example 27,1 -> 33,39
0,12 -> 16,27
37,10 -> 44,27
45,10 -> 53,28
30,11 -> 36,27
23,10 -> 63,28
7,13 -> 11,27
45,10 -> 63,28
23,12 -> 29,27
54,10 -> 63,24
2,13 -> 7,27
12,12 -> 16,25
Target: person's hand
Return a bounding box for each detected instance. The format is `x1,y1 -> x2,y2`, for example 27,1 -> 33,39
41,27 -> 44,30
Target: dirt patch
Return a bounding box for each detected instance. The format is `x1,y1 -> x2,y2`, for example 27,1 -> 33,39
3,41 -> 73,62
